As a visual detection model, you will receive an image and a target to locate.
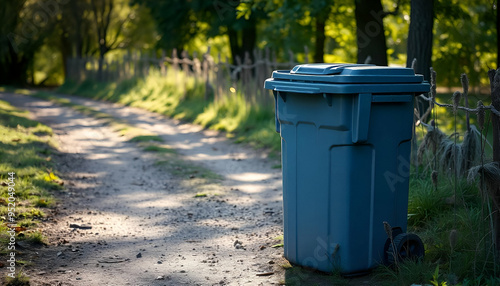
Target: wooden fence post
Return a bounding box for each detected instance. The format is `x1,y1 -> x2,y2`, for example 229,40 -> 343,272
172,48 -> 179,82
160,49 -> 166,76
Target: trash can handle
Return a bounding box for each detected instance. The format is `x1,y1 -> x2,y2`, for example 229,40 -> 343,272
273,85 -> 321,94
352,93 -> 372,143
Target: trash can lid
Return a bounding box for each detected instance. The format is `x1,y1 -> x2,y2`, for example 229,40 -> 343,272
275,63 -> 424,83
264,63 -> 430,94
290,64 -> 365,75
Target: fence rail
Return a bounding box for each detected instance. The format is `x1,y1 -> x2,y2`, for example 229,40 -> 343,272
66,47 -> 310,106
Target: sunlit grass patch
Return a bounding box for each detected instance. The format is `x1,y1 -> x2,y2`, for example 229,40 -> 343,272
58,71 -> 280,152
129,135 -> 164,142
4,269 -> 30,286
32,91 -> 157,139
0,100 -> 59,256
142,145 -> 175,153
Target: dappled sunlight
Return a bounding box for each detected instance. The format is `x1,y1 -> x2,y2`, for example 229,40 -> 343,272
120,193 -> 185,210
227,172 -> 274,183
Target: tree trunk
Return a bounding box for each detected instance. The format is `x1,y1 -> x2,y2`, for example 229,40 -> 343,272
314,14 -> 326,63
407,0 -> 434,117
227,27 -> 240,65
354,0 -> 388,66
406,0 -> 434,82
241,16 -> 257,64
497,4 -> 500,69
489,69 -> 500,257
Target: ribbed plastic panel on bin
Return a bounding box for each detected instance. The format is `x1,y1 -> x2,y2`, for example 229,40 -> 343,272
264,64 -> 430,275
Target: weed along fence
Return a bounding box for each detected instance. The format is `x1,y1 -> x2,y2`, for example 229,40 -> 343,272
63,48 -> 500,279
414,67 -> 500,273
65,47 -> 309,107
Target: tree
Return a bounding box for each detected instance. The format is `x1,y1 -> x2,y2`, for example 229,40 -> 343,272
0,0 -> 57,85
406,0 -> 434,117
90,0 -> 129,80
354,0 -> 388,65
56,1 -> 95,79
497,1 -> 500,69
406,0 -> 434,81
432,1 -> 495,89
136,0 -> 263,65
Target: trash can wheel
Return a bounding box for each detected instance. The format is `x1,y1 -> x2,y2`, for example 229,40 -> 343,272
386,233 -> 424,264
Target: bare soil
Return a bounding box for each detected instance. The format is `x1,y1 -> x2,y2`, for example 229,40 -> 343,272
0,92 -> 375,286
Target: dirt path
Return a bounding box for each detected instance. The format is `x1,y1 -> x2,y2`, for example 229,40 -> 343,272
0,92 -> 290,285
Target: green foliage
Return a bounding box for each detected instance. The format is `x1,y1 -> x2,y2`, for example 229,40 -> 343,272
430,265 -> 448,286
60,71 -> 281,151
142,145 -> 175,153
374,260 -> 435,286
433,1 -> 496,88
129,135 -> 164,143
4,270 -> 30,286
0,100 -> 58,259
407,178 -> 452,227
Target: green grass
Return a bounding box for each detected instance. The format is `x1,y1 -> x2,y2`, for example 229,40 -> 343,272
4,269 -> 30,286
154,150 -> 223,196
31,91 -> 157,139
383,172 -> 500,285
58,71 -> 281,151
13,69 -> 500,284
142,145 -> 175,153
129,135 -> 164,142
29,89 -> 224,199
0,100 -> 60,263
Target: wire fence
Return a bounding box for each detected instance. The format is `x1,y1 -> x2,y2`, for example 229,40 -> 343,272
65,47 -> 311,107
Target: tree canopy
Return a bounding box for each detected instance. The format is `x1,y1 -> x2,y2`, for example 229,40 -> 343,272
0,0 -> 497,88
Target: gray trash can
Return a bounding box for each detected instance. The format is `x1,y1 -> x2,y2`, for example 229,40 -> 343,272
264,63 -> 430,275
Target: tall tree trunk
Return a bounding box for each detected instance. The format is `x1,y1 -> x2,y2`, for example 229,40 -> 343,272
314,14 -> 326,63
354,0 -> 388,66
497,3 -> 500,69
489,69 -> 500,257
241,16 -> 257,64
406,0 -> 434,81
227,27 -> 240,65
407,0 -> 434,117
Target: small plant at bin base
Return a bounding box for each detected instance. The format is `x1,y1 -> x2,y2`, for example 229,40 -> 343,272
5,269 -> 30,286
430,265 -> 447,286
383,221 -> 398,268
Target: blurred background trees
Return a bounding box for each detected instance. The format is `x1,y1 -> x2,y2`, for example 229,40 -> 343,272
0,0 -> 498,90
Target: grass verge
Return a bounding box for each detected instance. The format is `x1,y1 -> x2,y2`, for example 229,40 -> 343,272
30,91 -> 223,197
5,71 -> 499,284
31,91 -> 156,139
0,99 -> 62,285
57,71 -> 281,152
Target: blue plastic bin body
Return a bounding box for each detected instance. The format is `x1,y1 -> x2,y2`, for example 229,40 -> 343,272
264,64 -> 430,275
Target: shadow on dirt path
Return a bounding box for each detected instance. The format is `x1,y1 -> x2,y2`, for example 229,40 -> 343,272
0,92 -> 378,286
